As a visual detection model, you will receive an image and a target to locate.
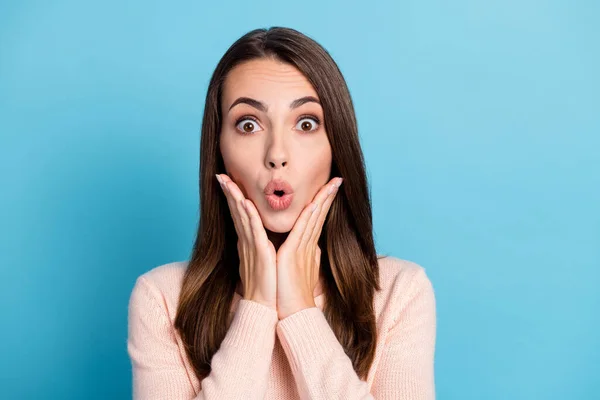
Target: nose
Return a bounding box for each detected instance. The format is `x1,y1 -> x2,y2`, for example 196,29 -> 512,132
264,132 -> 288,169
268,159 -> 287,168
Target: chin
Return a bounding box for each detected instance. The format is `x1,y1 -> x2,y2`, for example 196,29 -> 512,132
260,210 -> 296,233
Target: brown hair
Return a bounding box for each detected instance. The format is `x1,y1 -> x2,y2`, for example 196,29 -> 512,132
174,26 -> 386,382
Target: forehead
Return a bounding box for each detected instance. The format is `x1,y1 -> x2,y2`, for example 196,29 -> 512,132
221,58 -> 318,107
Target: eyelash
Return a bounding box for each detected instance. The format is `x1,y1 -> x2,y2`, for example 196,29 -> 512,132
234,114 -> 321,135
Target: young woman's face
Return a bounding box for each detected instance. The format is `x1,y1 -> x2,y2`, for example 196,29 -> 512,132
219,57 -> 332,233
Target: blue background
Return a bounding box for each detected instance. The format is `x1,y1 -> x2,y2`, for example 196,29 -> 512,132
1,1 -> 598,399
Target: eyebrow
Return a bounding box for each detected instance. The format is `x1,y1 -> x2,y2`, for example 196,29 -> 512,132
228,96 -> 321,113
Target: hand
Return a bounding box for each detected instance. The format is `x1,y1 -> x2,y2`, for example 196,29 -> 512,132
216,174 -> 278,311
275,176 -> 343,320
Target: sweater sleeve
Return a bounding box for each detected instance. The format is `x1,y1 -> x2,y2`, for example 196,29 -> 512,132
370,267 -> 437,399
275,267 -> 437,399
127,276 -> 278,400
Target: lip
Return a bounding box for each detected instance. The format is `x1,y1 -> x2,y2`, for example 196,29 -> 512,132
265,193 -> 293,211
263,179 -> 294,211
263,179 -> 294,195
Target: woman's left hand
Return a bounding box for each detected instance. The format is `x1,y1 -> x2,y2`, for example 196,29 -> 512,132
275,177 -> 343,320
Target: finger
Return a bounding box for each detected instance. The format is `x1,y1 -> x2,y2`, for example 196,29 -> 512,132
300,177 -> 342,249
308,177 -> 343,247
217,174 -> 253,244
220,175 -> 254,244
216,174 -> 242,234
288,177 -> 337,250
217,174 -> 242,235
314,245 -> 321,268
285,199 -> 319,250
241,198 -> 271,249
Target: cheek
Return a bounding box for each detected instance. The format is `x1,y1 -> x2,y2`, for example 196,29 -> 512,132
220,132 -> 238,171
291,145 -> 332,214
303,144 -> 333,184
220,132 -> 248,172
220,136 -> 259,197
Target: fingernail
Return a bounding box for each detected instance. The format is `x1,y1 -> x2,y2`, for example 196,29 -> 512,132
215,174 -> 222,184
328,184 -> 335,195
311,202 -> 318,212
335,178 -> 344,188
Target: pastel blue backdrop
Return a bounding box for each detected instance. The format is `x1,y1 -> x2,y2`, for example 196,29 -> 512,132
1,1 -> 598,399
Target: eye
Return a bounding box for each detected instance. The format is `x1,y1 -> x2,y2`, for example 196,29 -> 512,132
295,115 -> 320,133
235,116 -> 262,135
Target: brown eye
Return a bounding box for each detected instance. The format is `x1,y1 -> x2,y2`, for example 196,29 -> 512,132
242,121 -> 254,132
295,117 -> 319,132
235,117 -> 262,134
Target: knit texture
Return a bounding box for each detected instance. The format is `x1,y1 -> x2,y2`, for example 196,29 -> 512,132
127,256 -> 436,399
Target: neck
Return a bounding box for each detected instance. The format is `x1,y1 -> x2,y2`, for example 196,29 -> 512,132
266,229 -> 289,251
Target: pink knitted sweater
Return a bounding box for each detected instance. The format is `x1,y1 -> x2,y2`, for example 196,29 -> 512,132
127,256 -> 436,399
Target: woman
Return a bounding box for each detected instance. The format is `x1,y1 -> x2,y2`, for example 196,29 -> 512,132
127,26 -> 436,399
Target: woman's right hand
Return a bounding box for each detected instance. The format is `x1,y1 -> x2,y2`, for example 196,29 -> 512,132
216,174 -> 277,311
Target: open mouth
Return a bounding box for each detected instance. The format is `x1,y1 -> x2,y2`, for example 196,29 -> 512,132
264,179 -> 294,210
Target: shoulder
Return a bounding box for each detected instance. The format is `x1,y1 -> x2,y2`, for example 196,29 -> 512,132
374,255 -> 436,325
376,255 -> 434,295
128,260 -> 189,325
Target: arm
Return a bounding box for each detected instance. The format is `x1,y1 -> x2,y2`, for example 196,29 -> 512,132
275,268 -> 437,399
127,276 -> 278,400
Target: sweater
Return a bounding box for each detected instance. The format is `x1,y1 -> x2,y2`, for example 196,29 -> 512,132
127,256 -> 437,399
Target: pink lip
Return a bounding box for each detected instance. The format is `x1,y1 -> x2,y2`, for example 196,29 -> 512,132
265,193 -> 293,211
264,179 -> 294,211
263,179 -> 294,195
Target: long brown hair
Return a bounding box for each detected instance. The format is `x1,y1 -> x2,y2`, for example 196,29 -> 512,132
174,26 -> 386,382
